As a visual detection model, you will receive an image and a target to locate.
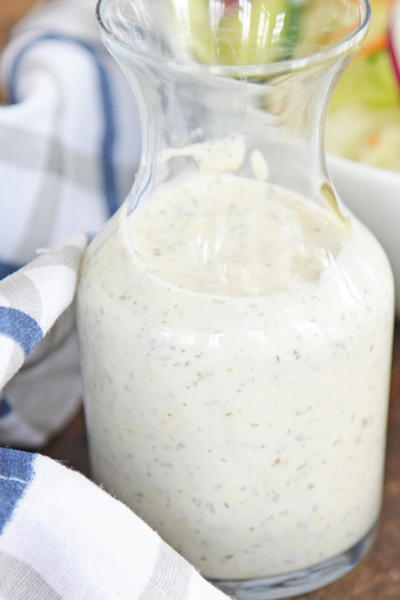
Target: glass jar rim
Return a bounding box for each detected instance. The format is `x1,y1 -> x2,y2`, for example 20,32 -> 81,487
96,0 -> 371,76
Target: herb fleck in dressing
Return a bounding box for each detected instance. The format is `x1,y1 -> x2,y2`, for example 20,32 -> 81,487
76,171 -> 394,580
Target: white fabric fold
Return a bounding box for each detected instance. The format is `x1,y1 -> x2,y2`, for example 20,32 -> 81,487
0,234 -> 87,446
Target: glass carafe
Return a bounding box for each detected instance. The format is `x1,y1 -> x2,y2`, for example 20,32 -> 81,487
76,1 -> 395,597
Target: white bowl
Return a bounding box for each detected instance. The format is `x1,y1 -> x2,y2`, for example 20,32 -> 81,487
328,154 -> 400,315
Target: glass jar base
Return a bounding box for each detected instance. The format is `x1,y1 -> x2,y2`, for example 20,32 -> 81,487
210,520 -> 379,600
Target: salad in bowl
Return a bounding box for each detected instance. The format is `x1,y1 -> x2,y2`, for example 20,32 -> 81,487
326,0 -> 400,314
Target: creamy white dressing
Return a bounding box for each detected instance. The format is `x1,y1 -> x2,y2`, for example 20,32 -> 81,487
76,168 -> 394,580
130,171 -> 348,296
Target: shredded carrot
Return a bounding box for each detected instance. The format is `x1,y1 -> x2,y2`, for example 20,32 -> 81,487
318,24 -> 358,47
355,34 -> 389,60
367,135 -> 381,148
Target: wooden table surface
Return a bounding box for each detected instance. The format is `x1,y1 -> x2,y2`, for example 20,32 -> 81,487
2,1 -> 400,599
0,0 -> 39,54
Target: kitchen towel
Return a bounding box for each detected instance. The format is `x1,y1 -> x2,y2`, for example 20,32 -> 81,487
0,445 -> 229,600
0,0 -> 141,447
0,233 -> 87,445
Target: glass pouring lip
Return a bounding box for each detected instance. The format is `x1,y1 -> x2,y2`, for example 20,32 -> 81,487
96,0 -> 372,76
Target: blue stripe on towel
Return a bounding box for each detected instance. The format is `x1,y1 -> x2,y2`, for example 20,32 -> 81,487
0,449 -> 35,535
0,307 -> 43,357
8,33 -> 120,217
0,261 -> 21,281
0,398 -> 13,418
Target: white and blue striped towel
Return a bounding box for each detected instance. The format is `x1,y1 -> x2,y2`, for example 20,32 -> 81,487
0,0 -> 141,448
0,1 -> 230,597
0,446 -> 229,599
0,233 -> 87,446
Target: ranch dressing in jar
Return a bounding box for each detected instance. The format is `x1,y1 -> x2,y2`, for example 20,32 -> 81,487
77,166 -> 393,581
77,0 -> 394,597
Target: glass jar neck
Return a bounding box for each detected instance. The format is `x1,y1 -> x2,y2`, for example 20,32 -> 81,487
109,49 -> 352,219
97,0 -> 370,220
